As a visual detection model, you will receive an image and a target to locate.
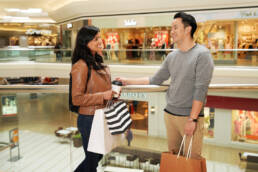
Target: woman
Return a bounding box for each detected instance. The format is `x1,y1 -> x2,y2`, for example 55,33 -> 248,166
71,26 -> 114,172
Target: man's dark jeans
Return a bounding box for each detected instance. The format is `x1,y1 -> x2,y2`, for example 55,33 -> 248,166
74,114 -> 103,172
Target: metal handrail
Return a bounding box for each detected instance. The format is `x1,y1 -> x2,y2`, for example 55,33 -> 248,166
0,84 -> 258,93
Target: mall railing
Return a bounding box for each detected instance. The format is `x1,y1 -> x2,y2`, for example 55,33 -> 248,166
0,48 -> 257,66
0,84 -> 258,171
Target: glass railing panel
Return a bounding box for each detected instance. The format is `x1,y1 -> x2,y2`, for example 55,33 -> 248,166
0,84 -> 258,171
210,49 -> 258,66
0,48 -> 72,63
102,49 -> 170,65
102,49 -> 258,66
0,92 -> 81,171
0,48 -> 257,66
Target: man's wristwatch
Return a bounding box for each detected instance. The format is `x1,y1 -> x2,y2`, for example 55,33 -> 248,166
188,117 -> 198,123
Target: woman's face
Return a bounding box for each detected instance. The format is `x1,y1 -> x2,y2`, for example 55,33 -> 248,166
87,32 -> 103,55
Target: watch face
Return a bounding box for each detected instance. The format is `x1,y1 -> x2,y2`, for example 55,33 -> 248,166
193,119 -> 198,122
188,117 -> 198,122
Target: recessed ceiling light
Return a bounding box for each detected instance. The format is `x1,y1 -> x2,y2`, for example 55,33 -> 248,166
4,8 -> 20,12
5,8 -> 42,14
21,8 -> 42,13
3,16 -> 30,20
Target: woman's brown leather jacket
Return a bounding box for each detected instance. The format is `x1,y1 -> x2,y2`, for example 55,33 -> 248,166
71,59 -> 111,115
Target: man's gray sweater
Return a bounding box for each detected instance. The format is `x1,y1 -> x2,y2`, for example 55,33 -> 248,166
150,44 -> 214,116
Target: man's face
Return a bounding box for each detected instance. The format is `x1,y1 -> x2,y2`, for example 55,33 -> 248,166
170,18 -> 190,43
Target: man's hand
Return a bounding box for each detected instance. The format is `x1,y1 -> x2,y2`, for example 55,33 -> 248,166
184,119 -> 197,136
115,77 -> 128,86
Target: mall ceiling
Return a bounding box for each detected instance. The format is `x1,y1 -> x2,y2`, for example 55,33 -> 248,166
0,0 -> 257,24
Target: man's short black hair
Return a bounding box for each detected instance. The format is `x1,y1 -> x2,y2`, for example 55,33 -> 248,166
174,12 -> 197,38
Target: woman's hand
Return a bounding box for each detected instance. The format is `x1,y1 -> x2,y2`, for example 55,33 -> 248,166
103,90 -> 116,100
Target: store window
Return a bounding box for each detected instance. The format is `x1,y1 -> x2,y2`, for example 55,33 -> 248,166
204,107 -> 215,138
9,36 -> 19,46
105,32 -> 120,61
126,100 -> 148,131
195,21 -> 235,61
237,19 -> 258,65
232,110 -> 258,144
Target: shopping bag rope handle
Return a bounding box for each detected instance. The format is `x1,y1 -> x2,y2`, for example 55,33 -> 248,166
177,135 -> 186,159
106,99 -> 113,108
186,136 -> 193,159
177,135 -> 193,160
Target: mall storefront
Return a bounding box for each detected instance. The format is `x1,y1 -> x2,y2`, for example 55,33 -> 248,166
0,23 -> 59,47
89,9 -> 258,64
119,89 -> 258,150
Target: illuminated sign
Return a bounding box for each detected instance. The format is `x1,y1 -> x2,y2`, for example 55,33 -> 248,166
9,128 -> 19,147
1,95 -> 17,116
25,29 -> 52,35
240,11 -> 258,18
124,19 -> 137,26
67,23 -> 73,29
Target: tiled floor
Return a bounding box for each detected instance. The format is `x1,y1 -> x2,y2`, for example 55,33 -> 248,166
1,129 -> 256,172
0,130 -> 84,172
0,93 -> 257,172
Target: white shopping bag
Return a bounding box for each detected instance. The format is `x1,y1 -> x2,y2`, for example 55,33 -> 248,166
87,109 -> 124,155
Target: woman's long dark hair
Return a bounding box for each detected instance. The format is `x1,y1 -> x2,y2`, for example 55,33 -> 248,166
72,25 -> 105,70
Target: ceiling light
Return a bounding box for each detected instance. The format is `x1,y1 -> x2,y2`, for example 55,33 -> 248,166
3,16 -> 30,20
21,8 -> 42,13
4,8 -> 20,12
5,8 -> 42,14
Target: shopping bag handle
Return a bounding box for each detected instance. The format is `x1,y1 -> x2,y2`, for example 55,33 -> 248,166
177,135 -> 186,158
186,136 -> 193,159
106,99 -> 124,108
177,135 -> 193,160
106,99 -> 114,108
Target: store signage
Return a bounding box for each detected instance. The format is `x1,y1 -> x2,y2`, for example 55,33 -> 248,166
67,23 -> 73,29
124,19 -> 137,26
25,29 -> 52,35
9,128 -> 19,148
121,92 -> 147,99
240,11 -> 258,18
1,95 -> 17,116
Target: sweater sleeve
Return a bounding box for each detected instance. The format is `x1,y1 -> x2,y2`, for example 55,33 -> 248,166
149,57 -> 170,85
193,51 -> 214,102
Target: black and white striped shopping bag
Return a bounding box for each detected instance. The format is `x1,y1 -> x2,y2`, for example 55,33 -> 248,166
104,101 -> 132,135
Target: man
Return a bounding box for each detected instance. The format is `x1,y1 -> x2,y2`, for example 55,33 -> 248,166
54,42 -> 63,62
116,12 -> 214,159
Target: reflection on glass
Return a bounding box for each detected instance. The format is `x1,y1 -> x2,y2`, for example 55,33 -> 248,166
204,107 -> 215,138
0,48 -> 257,66
126,100 -> 148,131
0,93 -> 80,171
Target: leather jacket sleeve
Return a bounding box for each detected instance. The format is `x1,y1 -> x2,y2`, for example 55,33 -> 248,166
71,61 -> 105,107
